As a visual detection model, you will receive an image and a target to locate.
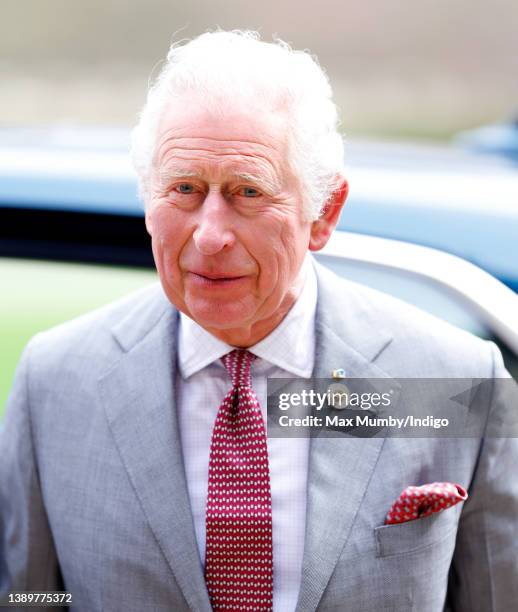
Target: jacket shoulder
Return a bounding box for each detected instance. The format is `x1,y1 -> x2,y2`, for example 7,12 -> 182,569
26,282 -> 172,376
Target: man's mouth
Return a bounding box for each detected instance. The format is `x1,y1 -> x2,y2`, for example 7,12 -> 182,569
188,271 -> 248,286
192,270 -> 243,280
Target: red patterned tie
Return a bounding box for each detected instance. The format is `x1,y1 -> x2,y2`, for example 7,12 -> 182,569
205,349 -> 274,611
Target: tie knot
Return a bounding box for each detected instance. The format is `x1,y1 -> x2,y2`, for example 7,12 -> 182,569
221,349 -> 256,388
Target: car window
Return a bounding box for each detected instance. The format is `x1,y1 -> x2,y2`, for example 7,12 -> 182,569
316,253 -> 518,381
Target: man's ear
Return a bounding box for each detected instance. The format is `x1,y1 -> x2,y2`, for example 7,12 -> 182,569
309,178 -> 348,251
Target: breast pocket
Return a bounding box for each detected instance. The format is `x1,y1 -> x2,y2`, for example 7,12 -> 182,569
374,503 -> 461,558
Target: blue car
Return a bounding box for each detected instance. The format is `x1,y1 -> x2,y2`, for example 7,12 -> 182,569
1,125 -> 518,409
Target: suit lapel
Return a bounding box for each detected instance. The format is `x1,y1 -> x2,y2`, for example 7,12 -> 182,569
98,292 -> 212,612
295,262 -> 398,612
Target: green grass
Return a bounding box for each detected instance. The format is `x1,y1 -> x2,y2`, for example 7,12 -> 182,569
1,259 -> 157,418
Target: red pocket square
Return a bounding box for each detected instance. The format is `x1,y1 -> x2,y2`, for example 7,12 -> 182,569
385,482 -> 468,525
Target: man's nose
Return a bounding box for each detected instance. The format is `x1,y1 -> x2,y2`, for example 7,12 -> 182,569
192,190 -> 235,255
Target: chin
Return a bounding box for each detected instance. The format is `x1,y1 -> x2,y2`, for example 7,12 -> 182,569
186,298 -> 254,331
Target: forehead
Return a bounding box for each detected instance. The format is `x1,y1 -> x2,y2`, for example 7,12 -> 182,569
154,99 -> 290,175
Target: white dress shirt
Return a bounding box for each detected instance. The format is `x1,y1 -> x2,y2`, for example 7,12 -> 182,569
176,256 -> 317,612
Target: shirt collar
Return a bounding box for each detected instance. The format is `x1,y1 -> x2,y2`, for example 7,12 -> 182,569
178,254 -> 317,379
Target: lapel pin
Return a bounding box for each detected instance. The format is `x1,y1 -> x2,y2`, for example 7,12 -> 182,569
327,382 -> 350,409
332,368 -> 346,379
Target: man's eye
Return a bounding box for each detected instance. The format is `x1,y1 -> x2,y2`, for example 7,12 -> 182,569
237,186 -> 261,198
175,183 -> 195,194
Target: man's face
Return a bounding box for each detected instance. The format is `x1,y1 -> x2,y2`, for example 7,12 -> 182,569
146,99 -> 342,345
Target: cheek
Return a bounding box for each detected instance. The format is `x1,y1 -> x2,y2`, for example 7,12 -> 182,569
251,214 -> 308,288
148,204 -> 190,278
149,204 -> 189,245
267,214 -> 307,261
247,219 -> 283,272
149,203 -> 176,235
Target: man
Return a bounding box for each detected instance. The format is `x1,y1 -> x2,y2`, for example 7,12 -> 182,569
1,30 -> 517,612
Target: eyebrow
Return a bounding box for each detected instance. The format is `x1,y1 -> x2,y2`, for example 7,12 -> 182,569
158,167 -> 281,195
234,172 -> 281,194
158,168 -> 202,182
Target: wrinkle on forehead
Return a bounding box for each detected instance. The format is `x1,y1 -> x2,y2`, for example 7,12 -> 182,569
158,131 -> 281,148
155,138 -> 286,193
153,100 -> 290,162
152,102 -> 295,193
156,105 -> 289,146
154,134 -> 283,167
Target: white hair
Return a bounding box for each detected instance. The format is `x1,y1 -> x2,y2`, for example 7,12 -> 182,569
130,30 -> 345,220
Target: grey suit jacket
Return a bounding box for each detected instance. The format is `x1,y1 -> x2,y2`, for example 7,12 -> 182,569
1,261 -> 517,611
